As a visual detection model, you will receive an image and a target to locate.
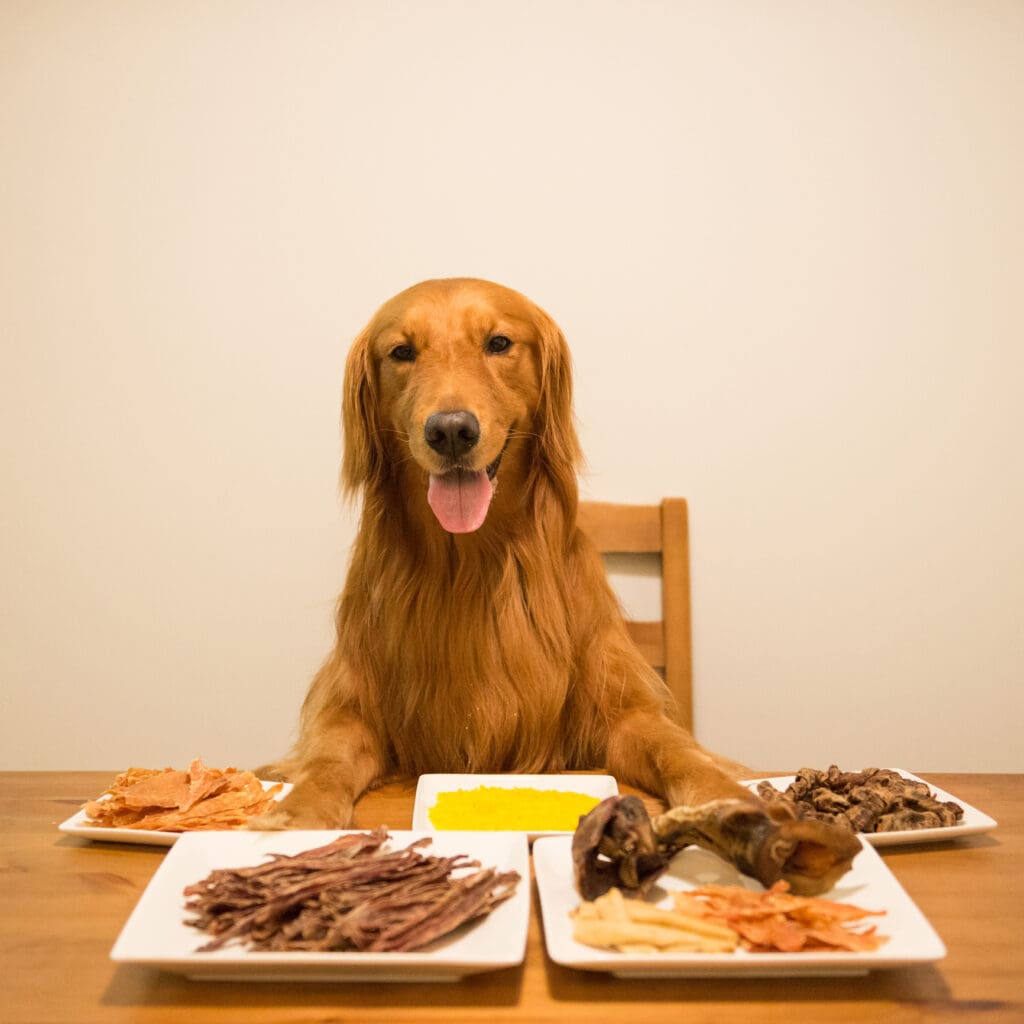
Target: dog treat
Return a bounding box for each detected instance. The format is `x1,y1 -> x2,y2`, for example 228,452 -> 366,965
81,758 -> 282,831
428,786 -> 600,830
755,767 -> 964,833
672,881 -> 887,953
571,881 -> 885,955
572,886 -> 739,953
183,828 -> 521,953
572,794 -> 861,900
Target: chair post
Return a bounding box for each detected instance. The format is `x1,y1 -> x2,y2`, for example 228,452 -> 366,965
661,498 -> 693,732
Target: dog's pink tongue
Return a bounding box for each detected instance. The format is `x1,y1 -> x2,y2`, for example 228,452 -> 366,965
427,470 -> 494,533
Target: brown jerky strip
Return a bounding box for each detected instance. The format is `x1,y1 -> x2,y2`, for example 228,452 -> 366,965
183,828 -> 520,953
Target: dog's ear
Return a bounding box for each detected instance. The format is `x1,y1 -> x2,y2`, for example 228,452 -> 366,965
341,323 -> 385,497
533,309 -> 583,495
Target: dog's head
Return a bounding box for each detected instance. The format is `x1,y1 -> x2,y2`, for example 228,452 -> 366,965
342,278 -> 581,533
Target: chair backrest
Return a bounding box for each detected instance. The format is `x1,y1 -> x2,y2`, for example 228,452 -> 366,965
577,497 -> 693,732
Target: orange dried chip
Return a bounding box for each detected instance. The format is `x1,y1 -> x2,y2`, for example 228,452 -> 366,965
81,758 -> 281,832
182,757 -> 231,810
119,770 -> 191,810
671,881 -> 887,953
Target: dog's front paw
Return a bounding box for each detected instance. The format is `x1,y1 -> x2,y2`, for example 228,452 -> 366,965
246,786 -> 354,831
254,759 -> 294,783
245,803 -> 293,831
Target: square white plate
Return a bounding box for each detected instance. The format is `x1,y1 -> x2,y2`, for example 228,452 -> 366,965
111,829 -> 530,981
58,781 -> 292,846
744,770 -> 997,846
412,773 -> 619,839
534,834 -> 945,978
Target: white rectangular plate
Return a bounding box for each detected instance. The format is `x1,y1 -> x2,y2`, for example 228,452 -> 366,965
111,829 -> 530,981
744,769 -> 997,846
412,773 -> 618,840
58,781 -> 292,846
535,834 -> 945,978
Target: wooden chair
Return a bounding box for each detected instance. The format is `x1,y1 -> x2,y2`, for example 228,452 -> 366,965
577,498 -> 694,732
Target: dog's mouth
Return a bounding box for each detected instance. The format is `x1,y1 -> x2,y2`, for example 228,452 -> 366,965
426,437 -> 509,534
485,447 -> 504,480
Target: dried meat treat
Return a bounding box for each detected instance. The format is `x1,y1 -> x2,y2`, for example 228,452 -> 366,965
811,790 -> 850,815
755,766 -> 964,835
756,781 -> 805,818
81,758 -> 282,831
571,795 -> 665,900
572,795 -> 861,899
672,881 -> 887,953
654,799 -> 861,896
183,829 -> 520,953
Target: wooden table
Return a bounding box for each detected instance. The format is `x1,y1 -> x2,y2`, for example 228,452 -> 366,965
2,772 -> 1021,1024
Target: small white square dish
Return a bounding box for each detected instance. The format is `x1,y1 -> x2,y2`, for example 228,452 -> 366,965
57,781 -> 292,846
744,769 -> 997,846
534,834 -> 946,978
412,773 -> 618,840
111,829 -> 530,981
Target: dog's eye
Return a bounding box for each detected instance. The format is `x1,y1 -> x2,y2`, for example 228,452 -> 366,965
389,343 -> 416,363
485,335 -> 512,355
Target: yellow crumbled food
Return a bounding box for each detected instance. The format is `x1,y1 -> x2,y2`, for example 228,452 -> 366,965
428,786 -> 600,830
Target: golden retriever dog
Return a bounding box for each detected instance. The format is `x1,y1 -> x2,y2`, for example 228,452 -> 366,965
256,278 -> 753,828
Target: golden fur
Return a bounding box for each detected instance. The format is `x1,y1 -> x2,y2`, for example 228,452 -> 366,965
257,278 -> 750,828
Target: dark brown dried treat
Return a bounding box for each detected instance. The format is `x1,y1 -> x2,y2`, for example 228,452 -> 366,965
757,767 -> 964,835
876,809 -> 943,832
843,787 -> 889,831
789,768 -> 819,800
936,800 -> 964,825
811,789 -> 850,814
815,811 -> 856,831
183,829 -> 520,953
571,795 -> 667,900
572,795 -> 861,899
756,780 -> 796,809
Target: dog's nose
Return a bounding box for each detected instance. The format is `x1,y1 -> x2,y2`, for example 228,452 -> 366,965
424,410 -> 480,459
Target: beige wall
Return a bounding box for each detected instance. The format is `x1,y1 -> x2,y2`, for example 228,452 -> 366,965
3,1 -> 1021,772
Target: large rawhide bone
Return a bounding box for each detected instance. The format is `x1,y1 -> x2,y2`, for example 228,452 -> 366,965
572,794 -> 862,900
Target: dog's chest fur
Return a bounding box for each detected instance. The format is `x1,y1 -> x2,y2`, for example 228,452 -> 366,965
342,530 -> 579,774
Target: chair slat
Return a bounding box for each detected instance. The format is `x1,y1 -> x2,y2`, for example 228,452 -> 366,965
624,620 -> 665,669
579,497 -> 693,733
576,501 -> 661,553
